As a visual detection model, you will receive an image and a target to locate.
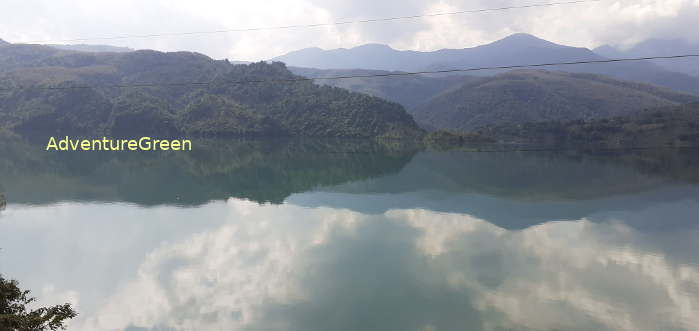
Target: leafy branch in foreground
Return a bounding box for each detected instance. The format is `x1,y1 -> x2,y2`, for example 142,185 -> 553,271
0,275 -> 77,331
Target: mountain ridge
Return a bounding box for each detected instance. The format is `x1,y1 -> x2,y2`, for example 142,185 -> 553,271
595,38 -> 699,77
0,42 -> 424,138
274,33 -> 699,94
413,69 -> 699,131
47,44 -> 135,53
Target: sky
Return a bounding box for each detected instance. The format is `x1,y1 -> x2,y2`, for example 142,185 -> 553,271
1,0 -> 698,61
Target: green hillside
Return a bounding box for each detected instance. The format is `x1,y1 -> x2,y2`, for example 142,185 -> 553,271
0,43 -> 423,138
289,67 -> 471,111
414,70 -> 699,131
478,102 -> 699,148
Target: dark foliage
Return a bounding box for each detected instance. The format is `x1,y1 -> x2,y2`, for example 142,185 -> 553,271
478,102 -> 699,148
423,129 -> 495,149
0,275 -> 77,331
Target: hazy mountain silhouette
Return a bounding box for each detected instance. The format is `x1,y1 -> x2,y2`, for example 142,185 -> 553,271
595,38 -> 699,77
275,34 -> 568,71
414,70 -> 699,131
288,67 -> 473,111
47,44 -> 134,53
289,66 -> 698,130
275,33 -> 699,94
273,44 -> 432,71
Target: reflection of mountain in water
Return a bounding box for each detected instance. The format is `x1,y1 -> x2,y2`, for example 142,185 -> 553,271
0,136 -> 418,206
290,148 -> 699,230
323,149 -> 699,199
5,199 -> 698,331
2,133 -> 698,213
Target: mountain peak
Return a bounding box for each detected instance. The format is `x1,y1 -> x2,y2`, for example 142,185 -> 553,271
593,44 -> 622,58
488,33 -> 562,48
352,43 -> 395,51
289,47 -> 323,54
0,38 -> 9,45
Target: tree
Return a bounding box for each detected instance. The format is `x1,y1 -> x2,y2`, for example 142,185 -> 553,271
0,275 -> 77,331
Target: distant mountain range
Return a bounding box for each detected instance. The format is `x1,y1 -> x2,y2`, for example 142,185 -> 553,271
275,34 -> 699,95
47,44 -> 135,53
277,34 -> 590,72
595,38 -> 699,77
0,39 -> 134,53
1,34 -> 698,139
288,67 -> 699,131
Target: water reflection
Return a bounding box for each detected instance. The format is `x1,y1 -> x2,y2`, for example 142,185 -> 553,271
1,138 -> 699,331
1,198 -> 698,331
0,136 -> 418,205
1,135 -> 698,209
290,149 -> 699,230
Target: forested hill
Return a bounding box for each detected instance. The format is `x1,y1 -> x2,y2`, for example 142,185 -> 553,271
414,70 -> 699,131
288,66 -> 471,111
0,42 -> 423,138
477,102 -> 699,147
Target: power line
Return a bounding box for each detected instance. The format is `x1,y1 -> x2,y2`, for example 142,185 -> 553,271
1,53 -> 698,92
23,0 -> 602,44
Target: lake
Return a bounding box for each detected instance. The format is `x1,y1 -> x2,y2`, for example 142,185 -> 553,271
1,136 -> 698,331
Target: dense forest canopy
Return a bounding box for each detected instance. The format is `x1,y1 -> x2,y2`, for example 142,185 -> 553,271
0,43 -> 423,138
476,102 -> 699,148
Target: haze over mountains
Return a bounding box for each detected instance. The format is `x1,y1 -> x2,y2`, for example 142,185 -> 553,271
276,34 -> 699,95
595,39 -> 699,77
47,44 -> 135,53
415,70 -> 698,131
277,34 -> 583,72
289,67 -> 470,111
289,64 -> 699,133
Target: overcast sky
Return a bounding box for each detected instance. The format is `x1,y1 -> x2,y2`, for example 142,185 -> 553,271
1,0 -> 697,61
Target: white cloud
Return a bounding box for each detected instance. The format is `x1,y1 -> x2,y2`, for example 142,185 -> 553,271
1,0 -> 698,60
20,200 -> 690,331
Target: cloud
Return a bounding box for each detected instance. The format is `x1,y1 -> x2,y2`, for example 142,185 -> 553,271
32,199 -> 694,331
1,0 -> 698,61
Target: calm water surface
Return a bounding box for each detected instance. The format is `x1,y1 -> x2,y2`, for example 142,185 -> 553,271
1,137 -> 698,331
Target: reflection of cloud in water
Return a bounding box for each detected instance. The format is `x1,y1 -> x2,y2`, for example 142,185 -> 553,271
23,200 -> 699,331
